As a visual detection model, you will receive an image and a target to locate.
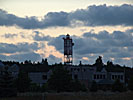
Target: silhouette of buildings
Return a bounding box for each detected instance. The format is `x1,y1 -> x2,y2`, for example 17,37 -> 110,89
66,63 -> 124,88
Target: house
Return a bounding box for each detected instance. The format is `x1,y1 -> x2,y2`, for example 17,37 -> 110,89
66,64 -> 94,87
8,64 -> 19,78
20,60 -> 52,86
0,62 -> 5,71
66,62 -> 125,89
28,70 -> 52,86
0,62 -> 19,78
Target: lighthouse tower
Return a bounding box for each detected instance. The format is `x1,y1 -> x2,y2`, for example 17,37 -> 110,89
63,34 -> 74,65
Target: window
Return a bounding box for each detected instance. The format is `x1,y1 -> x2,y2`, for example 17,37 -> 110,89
112,75 -> 114,80
77,68 -> 80,72
100,74 -> 102,79
94,74 -> 96,79
42,75 -> 47,80
115,75 -> 117,79
97,75 -> 99,79
118,75 -> 120,79
84,69 -> 86,72
74,74 -> 78,79
103,75 -> 105,79
121,75 -> 123,80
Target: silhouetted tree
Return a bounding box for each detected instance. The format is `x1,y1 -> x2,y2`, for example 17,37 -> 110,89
128,76 -> 133,91
0,66 -> 17,97
41,83 -> 49,92
94,56 -> 103,71
48,65 -> 72,92
95,56 -> 103,66
41,58 -> 48,65
112,79 -> 124,92
71,79 -> 87,92
15,71 -> 31,92
107,61 -> 113,66
30,83 -> 41,92
90,81 -> 98,92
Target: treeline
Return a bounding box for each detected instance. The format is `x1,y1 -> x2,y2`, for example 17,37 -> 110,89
1,56 -> 133,97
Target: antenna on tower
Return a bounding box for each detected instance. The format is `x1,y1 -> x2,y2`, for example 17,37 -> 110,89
63,34 -> 74,65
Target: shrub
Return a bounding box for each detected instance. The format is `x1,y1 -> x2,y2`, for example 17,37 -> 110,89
90,81 -> 98,92
112,79 -> 124,92
128,77 -> 133,91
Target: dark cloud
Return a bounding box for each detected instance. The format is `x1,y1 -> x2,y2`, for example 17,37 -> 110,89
0,9 -> 41,29
69,4 -> 133,26
2,33 -> 18,38
42,11 -> 69,28
0,52 -> 41,62
33,31 -> 52,41
0,42 -> 39,53
0,4 -> 133,29
9,52 -> 41,62
0,42 -> 42,62
47,55 -> 62,64
48,35 -> 65,53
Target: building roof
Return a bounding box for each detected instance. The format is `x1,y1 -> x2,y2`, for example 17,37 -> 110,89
8,64 -> 19,72
0,62 -> 5,70
0,62 -> 4,67
20,64 -> 50,72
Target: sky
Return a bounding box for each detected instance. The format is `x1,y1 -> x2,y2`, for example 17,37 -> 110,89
0,0 -> 133,66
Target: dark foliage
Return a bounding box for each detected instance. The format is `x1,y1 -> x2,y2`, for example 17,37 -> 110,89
48,65 -> 72,92
128,76 -> 133,91
112,79 -> 124,92
0,66 -> 17,97
41,83 -> 49,92
15,71 -> 31,92
29,83 -> 41,92
90,81 -> 98,92
70,79 -> 87,92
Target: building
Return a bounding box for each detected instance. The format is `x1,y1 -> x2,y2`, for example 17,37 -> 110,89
0,62 -> 19,79
28,70 -> 52,86
20,59 -> 51,86
66,62 -> 125,88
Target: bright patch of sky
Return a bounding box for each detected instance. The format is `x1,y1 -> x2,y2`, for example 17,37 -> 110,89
0,0 -> 132,17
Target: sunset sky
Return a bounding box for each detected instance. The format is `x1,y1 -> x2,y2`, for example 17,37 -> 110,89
0,0 -> 133,66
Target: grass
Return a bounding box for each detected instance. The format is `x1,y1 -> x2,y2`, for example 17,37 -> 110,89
0,96 -> 42,100
46,91 -> 133,100
1,91 -> 133,100
0,93 -> 43,100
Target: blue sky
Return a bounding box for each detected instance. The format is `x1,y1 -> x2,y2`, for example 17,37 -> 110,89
0,0 -> 133,66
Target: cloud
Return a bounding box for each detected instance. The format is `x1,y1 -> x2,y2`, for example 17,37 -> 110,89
0,41 -> 61,64
42,11 -> 69,28
47,54 -> 62,64
48,35 -> 65,53
0,42 -> 39,53
0,4 -> 133,29
0,9 -> 41,29
0,52 -> 41,62
0,42 -> 43,62
33,31 -> 52,41
69,4 -> 133,26
2,33 -> 18,38
9,52 -> 41,62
